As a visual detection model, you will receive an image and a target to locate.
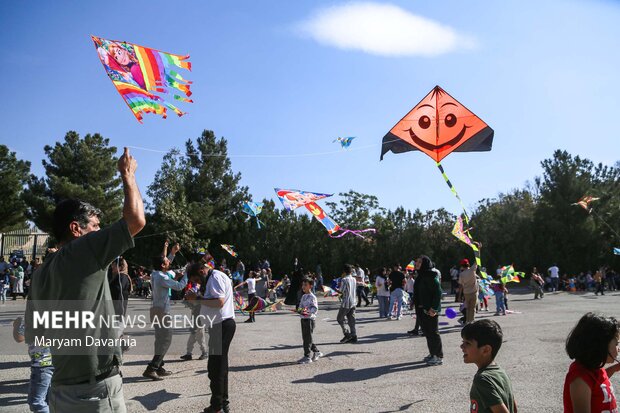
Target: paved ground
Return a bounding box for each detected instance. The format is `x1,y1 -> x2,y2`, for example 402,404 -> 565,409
1,289 -> 619,412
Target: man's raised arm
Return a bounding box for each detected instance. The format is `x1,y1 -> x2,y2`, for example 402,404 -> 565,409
118,147 -> 146,237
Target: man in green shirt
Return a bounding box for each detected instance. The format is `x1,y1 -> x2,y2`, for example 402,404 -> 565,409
26,147 -> 145,413
461,319 -> 517,413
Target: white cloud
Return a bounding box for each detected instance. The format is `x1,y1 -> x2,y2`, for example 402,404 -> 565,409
296,2 -> 476,57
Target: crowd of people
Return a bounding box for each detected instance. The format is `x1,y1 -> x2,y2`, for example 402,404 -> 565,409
7,148 -> 619,412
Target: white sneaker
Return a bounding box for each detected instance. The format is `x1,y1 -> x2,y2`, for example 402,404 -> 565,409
397,316 -> 402,320
312,351 -> 323,361
298,356 -> 313,364
426,356 -> 443,366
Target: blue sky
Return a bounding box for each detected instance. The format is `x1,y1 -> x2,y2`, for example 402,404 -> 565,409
1,0 -> 619,216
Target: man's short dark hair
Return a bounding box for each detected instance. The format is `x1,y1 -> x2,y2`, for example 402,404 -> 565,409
566,312 -> 620,369
343,264 -> 353,275
52,199 -> 102,242
301,277 -> 313,285
461,319 -> 503,360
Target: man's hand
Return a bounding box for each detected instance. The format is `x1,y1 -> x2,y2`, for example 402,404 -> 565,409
118,147 -> 137,179
427,308 -> 437,317
118,147 -> 146,237
171,243 -> 181,254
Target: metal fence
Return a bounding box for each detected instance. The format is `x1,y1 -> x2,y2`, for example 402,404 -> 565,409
0,228 -> 50,260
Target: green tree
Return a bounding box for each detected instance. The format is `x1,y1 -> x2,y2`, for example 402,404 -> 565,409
533,150 -> 619,272
0,145 -> 31,232
23,131 -> 122,233
142,130 -> 250,261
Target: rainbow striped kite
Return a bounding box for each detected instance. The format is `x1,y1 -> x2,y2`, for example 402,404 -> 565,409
405,261 -> 415,272
92,35 -> 192,123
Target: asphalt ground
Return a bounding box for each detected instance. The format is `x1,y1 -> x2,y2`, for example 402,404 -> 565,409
1,289 -> 619,412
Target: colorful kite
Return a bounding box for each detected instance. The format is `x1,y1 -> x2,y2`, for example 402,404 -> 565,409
274,188 -> 340,235
405,261 -> 415,272
614,247 -> 620,256
242,202 -> 264,228
242,296 -> 282,312
92,36 -> 192,123
274,188 -> 376,239
452,216 -> 474,246
572,195 -> 600,211
234,291 -> 246,314
321,285 -> 340,297
499,265 -> 524,284
333,137 -> 356,149
452,216 -> 487,278
221,244 -> 237,257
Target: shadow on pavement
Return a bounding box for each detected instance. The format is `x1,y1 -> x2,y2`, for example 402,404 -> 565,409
131,389 -> 182,411
0,377 -> 28,408
291,361 -> 430,384
379,400 -> 425,413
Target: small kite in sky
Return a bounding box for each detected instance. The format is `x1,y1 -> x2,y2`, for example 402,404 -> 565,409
572,195 -> 600,212
614,247 -> 620,256
92,35 -> 192,123
405,261 -> 415,272
275,188 -> 340,235
242,202 -> 264,228
452,216 -> 474,247
221,244 -> 238,257
333,136 -> 356,148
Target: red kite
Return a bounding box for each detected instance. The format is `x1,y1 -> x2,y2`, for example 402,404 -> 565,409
380,86 -> 493,162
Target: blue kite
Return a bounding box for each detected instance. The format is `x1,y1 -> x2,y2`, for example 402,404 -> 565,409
333,136 -> 356,149
242,202 -> 264,228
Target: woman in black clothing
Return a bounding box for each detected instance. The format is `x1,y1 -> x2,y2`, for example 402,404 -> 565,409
413,255 -> 444,366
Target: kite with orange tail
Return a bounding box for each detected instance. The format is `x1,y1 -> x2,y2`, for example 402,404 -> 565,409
92,35 -> 192,122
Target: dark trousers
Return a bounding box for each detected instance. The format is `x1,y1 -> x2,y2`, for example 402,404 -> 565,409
419,311 -> 443,358
595,281 -> 605,295
207,318 -> 236,410
356,286 -> 369,306
301,319 -> 319,357
413,306 -> 424,333
149,322 -> 172,369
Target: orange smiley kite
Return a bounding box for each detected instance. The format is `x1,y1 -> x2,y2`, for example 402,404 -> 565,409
380,85 -> 494,162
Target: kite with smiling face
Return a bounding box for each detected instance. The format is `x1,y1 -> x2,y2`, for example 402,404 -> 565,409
380,85 -> 494,162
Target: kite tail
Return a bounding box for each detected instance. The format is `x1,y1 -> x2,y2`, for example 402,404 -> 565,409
329,228 -> 377,239
256,218 -> 263,229
439,162 -> 489,279
436,162 -> 470,225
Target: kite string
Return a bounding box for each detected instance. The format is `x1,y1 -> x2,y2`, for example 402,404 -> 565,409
438,161 -> 489,278
125,137 -> 404,159
590,209 -> 620,241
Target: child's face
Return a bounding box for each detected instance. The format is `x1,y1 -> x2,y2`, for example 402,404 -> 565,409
460,337 -> 491,365
302,282 -> 311,293
607,335 -> 619,363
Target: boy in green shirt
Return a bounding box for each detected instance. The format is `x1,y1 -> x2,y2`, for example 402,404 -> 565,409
461,319 -> 517,413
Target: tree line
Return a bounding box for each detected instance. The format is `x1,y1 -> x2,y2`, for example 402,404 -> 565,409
2,130 -> 618,278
